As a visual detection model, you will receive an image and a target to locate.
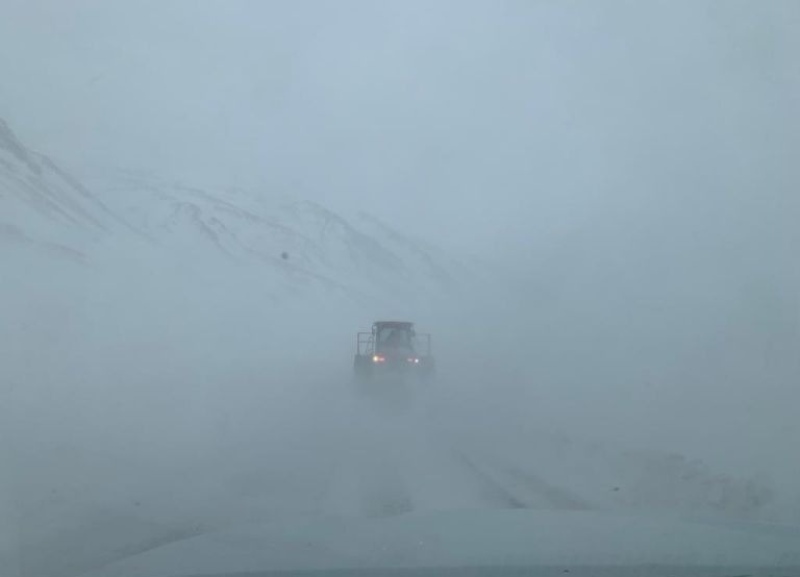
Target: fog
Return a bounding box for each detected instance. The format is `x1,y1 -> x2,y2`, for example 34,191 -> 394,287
5,1 -> 797,255
2,1 -> 799,576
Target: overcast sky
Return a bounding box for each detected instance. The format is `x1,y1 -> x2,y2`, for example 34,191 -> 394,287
1,0 -> 797,255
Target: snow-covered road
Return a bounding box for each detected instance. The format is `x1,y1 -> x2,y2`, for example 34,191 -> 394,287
3,372 -> 791,577
321,388 -> 594,519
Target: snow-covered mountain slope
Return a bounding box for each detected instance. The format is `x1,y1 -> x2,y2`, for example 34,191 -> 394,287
81,169 -> 475,304
0,119 -> 122,262
1,117 -> 475,304
354,212 -> 474,293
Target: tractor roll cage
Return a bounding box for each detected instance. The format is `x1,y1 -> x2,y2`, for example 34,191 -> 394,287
356,331 -> 432,357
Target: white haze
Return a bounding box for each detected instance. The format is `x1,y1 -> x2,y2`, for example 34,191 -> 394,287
2,0 -> 795,255
1,1 -> 799,576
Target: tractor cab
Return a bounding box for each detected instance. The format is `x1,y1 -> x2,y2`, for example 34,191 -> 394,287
374,321 -> 416,356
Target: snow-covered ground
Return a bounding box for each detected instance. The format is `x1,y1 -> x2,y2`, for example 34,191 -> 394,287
76,510 -> 800,577
2,117 -> 799,576
0,119 -> 113,263
78,167 -> 480,307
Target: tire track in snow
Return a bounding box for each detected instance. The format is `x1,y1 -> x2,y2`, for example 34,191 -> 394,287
321,398 -> 416,518
450,451 -> 529,509
357,460 -> 414,518
498,462 -> 594,511
451,447 -> 594,511
324,391 -> 594,518
324,453 -> 415,519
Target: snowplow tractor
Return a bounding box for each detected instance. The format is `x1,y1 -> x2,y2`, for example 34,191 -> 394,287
353,321 -> 435,383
